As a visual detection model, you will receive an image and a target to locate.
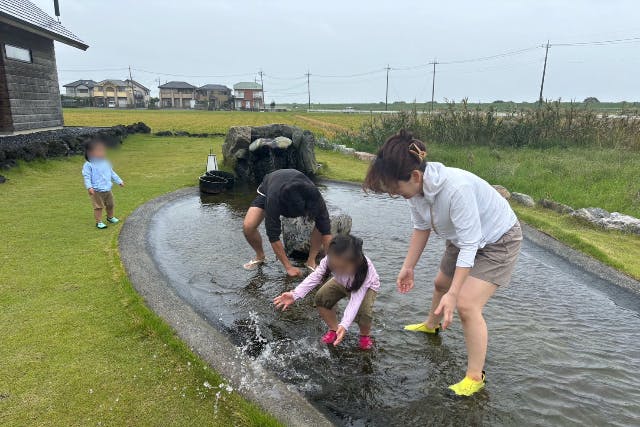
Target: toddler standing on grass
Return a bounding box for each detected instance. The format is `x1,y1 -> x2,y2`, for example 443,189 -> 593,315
82,139 -> 124,229
274,234 -> 380,350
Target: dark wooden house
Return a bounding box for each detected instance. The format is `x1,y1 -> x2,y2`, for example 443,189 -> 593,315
0,0 -> 88,135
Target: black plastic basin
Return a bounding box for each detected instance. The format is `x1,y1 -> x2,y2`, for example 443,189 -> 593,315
199,174 -> 228,194
205,170 -> 235,190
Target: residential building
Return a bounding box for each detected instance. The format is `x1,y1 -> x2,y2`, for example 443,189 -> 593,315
0,0 -> 88,135
196,84 -> 232,110
233,82 -> 263,110
63,79 -> 97,97
158,81 -> 196,109
92,79 -> 150,108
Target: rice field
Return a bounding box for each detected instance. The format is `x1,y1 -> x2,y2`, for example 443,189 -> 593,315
63,109 -> 367,137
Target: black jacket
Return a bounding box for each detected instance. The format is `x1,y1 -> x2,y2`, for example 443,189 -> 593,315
257,169 -> 331,243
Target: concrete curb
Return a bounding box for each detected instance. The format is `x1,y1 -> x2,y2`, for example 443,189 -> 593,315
118,187 -> 333,427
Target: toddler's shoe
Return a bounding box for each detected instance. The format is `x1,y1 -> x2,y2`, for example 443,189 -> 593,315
448,372 -> 486,396
359,335 -> 374,350
321,330 -> 337,344
404,322 -> 441,334
96,222 -> 108,229
107,216 -> 120,224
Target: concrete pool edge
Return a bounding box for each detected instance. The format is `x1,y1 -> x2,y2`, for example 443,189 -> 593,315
118,187 -> 333,427
320,179 -> 640,294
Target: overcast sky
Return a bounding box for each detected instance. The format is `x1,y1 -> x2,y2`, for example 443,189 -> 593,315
32,0 -> 640,103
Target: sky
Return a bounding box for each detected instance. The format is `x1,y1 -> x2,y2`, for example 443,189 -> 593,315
32,0 -> 640,103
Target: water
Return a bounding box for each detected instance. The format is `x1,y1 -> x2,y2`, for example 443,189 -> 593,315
148,182 -> 640,426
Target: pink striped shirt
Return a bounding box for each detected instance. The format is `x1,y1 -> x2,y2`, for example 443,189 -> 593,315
292,256 -> 380,330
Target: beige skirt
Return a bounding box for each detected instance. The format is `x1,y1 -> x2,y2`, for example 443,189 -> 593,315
439,222 -> 523,287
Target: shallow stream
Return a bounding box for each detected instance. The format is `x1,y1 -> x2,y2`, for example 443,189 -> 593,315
148,182 -> 640,426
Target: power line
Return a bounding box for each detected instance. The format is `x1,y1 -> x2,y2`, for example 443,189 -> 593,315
132,68 -> 255,79
553,36 -> 640,47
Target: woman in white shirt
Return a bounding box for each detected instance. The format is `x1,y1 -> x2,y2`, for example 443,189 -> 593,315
363,130 -> 522,397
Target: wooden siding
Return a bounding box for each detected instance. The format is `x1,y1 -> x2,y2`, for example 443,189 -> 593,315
0,23 -> 63,132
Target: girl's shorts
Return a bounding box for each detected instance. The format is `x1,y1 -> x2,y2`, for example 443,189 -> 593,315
439,222 -> 523,287
314,279 -> 377,325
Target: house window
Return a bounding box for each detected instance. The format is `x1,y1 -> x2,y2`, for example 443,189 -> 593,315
236,91 -> 244,98
4,44 -> 32,62
78,89 -> 89,93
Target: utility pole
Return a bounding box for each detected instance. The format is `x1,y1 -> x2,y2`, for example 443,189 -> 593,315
385,64 -> 391,111
539,41 -> 550,104
128,66 -> 135,108
306,70 -> 311,111
259,69 -> 264,111
430,60 -> 438,113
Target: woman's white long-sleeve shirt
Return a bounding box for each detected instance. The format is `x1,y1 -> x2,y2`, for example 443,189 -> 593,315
406,162 -> 517,268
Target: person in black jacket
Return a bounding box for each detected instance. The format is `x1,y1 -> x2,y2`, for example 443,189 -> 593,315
243,169 -> 332,277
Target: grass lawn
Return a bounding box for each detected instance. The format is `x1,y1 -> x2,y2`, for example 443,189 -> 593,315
0,135 -> 280,426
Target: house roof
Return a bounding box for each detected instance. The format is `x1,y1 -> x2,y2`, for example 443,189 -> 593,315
199,84 -> 230,91
63,79 -> 97,88
0,0 -> 88,50
97,79 -> 128,86
158,81 -> 196,89
126,79 -> 149,91
233,82 -> 262,90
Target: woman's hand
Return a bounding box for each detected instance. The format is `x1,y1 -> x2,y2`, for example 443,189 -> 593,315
396,267 -> 415,293
334,326 -> 347,346
434,292 -> 457,329
88,188 -> 95,196
273,291 -> 295,311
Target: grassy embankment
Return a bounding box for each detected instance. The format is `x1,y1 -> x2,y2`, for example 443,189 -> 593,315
0,136 -> 281,426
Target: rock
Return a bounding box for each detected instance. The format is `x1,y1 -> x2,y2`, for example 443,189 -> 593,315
539,198 -> 574,214
249,137 -> 292,152
222,126 -> 252,168
492,185 -> 511,199
224,124 -> 317,184
274,136 -> 292,149
572,207 -> 610,223
598,212 -> 640,235
154,130 -> 173,136
511,192 -> 535,207
174,131 -> 189,137
0,175 -> 6,184
354,151 -> 377,162
282,212 -> 353,258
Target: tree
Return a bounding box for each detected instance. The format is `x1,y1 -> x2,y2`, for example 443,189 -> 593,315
584,97 -> 600,104
270,100 -> 276,111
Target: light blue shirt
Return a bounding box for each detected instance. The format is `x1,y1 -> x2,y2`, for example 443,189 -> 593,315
82,158 -> 123,192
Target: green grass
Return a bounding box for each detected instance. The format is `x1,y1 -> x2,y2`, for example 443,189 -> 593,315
427,145 -> 640,218
512,206 -> 640,279
0,135 -> 280,426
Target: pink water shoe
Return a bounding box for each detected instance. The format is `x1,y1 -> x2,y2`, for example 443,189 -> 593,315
359,335 -> 374,350
321,330 -> 337,344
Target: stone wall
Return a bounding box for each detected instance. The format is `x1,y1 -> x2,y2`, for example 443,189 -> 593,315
0,122 -> 150,175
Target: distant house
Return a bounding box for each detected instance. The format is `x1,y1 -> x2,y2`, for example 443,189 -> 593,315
92,79 -> 150,108
63,79 -> 97,97
233,82 -> 263,110
158,81 -> 196,109
196,84 -> 232,110
0,0 -> 88,135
